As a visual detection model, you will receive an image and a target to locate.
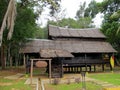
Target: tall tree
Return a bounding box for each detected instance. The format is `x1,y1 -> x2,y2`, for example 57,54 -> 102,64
85,0 -> 120,61
0,0 -> 61,69
0,0 -> 16,46
110,10 -> 120,33
0,0 -> 16,69
97,0 -> 120,53
84,0 -> 98,18
48,18 -> 82,28
75,1 -> 95,28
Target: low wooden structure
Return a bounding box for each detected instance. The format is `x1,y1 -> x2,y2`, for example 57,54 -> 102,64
20,25 -> 117,78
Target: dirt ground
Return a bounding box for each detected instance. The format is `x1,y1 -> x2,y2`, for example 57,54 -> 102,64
0,66 -> 25,76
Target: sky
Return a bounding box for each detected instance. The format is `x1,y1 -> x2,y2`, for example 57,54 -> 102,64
38,0 -> 103,28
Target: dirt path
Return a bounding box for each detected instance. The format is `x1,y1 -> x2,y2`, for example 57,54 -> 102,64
4,73 -> 24,79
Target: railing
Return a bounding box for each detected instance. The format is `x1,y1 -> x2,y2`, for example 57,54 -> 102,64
63,58 -> 109,65
62,58 -> 110,73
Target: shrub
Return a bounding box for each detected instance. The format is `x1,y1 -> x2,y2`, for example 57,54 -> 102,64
52,78 -> 60,85
75,77 -> 81,84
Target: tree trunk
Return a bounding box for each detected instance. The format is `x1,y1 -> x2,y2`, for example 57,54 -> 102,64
10,56 -> 12,68
1,45 -> 6,69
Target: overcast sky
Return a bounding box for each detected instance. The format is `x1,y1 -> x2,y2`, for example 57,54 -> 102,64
38,0 -> 103,28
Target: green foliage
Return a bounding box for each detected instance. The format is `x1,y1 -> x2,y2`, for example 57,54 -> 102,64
98,0 -> 120,54
97,0 -> 120,14
48,17 -> 93,29
34,27 -> 48,39
0,0 -> 8,26
75,1 -> 95,28
84,0 -> 98,18
76,2 -> 86,19
110,10 -> 120,20
12,5 -> 37,41
0,0 -> 61,68
77,17 -> 93,28
18,0 -> 61,17
48,18 -> 78,28
3,2 -> 39,64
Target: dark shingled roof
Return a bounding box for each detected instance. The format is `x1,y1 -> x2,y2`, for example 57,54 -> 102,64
48,25 -> 106,38
20,39 -> 117,54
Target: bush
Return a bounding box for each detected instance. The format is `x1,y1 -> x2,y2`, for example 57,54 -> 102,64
52,78 -> 60,85
75,77 -> 81,84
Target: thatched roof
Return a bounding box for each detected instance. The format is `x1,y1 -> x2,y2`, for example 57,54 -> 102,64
40,49 -> 74,58
48,25 -> 106,39
20,39 -> 116,54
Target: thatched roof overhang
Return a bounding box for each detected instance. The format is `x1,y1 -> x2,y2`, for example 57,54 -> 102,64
48,25 -> 106,39
19,39 -> 117,55
40,49 -> 74,58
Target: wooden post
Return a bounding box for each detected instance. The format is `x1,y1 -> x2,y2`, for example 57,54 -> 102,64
23,54 -> 26,67
85,64 -> 87,72
94,65 -> 96,72
102,64 -> 104,71
85,54 -> 87,72
49,60 -> 51,83
10,56 -> 12,68
110,63 -> 113,71
89,66 -> 91,71
61,59 -> 63,77
1,45 -> 6,69
30,59 -> 33,84
80,67 -> 82,72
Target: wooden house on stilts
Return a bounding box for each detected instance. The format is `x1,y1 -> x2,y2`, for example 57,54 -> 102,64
20,25 -> 117,78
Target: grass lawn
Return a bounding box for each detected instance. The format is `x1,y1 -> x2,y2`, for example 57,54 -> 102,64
45,82 -> 102,90
0,68 -> 32,90
0,78 -> 32,90
88,72 -> 120,85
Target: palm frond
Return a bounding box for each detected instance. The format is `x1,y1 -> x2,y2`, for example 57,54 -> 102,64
0,0 -> 17,46
116,26 -> 120,35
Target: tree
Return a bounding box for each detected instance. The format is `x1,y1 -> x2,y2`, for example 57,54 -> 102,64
97,0 -> 120,52
48,18 -> 81,28
76,2 -> 86,19
91,0 -> 120,59
75,1 -> 95,28
0,0 -> 16,69
84,0 -> 98,18
110,10 -> 120,33
0,0 -> 16,46
0,0 -> 61,69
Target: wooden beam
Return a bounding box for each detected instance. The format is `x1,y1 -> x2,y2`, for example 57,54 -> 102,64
49,60 -> 51,83
102,64 -> 105,71
30,58 -> 51,61
94,65 -> 96,72
61,59 -> 63,77
23,54 -> 25,67
30,59 -> 33,84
